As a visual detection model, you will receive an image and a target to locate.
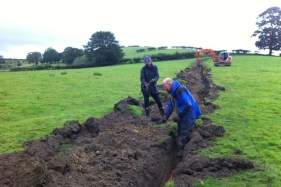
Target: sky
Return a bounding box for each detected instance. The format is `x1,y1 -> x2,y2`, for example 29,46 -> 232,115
1,0 -> 281,59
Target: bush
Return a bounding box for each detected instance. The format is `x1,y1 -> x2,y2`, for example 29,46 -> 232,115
122,58 -> 132,64
133,57 -> 142,63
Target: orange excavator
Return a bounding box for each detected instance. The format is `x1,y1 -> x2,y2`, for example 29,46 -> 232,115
196,49 -> 232,66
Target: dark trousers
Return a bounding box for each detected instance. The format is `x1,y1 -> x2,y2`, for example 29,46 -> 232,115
142,89 -> 164,116
177,115 -> 194,150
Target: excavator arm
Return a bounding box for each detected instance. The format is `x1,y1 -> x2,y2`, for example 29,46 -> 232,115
196,49 -> 218,63
196,49 -> 232,66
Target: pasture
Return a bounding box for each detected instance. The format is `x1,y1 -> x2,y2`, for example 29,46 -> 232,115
1,54 -> 281,186
200,55 -> 281,186
0,59 -> 192,153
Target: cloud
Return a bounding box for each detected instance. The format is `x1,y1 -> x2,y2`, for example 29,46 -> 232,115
0,26 -> 44,46
0,0 -> 280,58
0,26 -> 64,58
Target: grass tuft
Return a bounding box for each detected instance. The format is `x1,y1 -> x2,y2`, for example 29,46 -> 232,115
93,72 -> 102,76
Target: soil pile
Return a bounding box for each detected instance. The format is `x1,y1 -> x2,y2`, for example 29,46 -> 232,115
0,62 -> 254,187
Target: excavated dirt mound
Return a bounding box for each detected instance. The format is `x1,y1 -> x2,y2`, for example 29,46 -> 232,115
0,62 -> 254,187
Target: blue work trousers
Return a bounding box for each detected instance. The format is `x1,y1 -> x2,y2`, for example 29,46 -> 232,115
177,114 -> 194,150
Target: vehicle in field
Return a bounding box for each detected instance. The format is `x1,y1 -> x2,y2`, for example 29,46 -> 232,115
196,49 -> 232,66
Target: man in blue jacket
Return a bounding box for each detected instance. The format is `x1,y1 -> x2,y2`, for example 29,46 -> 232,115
140,56 -> 165,121
162,77 -> 202,157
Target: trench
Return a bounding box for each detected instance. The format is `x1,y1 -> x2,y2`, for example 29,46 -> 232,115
131,61 -> 219,187
158,62 -> 215,186
0,61 -> 254,187
152,62 -> 253,187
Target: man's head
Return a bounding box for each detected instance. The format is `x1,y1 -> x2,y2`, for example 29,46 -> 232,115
162,78 -> 173,93
144,56 -> 152,65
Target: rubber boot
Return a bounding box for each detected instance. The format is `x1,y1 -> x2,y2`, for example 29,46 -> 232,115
159,107 -> 165,117
176,149 -> 184,158
177,142 -> 184,158
145,108 -> 151,121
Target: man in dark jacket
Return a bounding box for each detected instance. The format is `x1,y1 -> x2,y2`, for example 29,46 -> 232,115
140,56 -> 165,121
162,78 -> 202,157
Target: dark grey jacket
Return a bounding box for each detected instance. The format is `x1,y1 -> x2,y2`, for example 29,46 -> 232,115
140,64 -> 159,93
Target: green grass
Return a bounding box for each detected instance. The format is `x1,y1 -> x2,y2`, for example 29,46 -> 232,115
0,59 -> 194,153
128,105 -> 143,117
165,180 -> 175,187
200,55 -> 281,186
2,54 -> 281,186
122,46 -> 194,59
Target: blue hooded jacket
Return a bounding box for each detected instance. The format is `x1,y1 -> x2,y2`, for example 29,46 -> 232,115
165,81 -> 202,125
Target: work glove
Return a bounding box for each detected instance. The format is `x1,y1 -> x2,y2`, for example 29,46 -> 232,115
162,115 -> 168,123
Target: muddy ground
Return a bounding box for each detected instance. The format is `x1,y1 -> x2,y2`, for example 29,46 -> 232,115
0,62 -> 254,187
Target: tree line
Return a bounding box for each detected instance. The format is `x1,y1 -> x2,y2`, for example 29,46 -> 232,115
25,31 -> 124,67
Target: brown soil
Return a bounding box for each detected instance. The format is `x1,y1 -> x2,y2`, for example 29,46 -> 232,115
0,62 -> 254,187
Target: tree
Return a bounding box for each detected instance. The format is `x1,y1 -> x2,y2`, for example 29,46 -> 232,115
42,47 -> 60,63
0,55 -> 5,64
252,6 -> 281,55
26,52 -> 42,65
62,47 -> 84,65
84,31 -> 124,66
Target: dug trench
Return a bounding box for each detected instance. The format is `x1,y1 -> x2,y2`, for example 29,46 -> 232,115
0,62 -> 254,187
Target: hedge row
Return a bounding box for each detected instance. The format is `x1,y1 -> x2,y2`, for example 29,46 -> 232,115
124,52 -> 196,64
10,52 -> 196,71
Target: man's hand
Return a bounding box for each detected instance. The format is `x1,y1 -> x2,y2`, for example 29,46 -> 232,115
145,82 -> 150,87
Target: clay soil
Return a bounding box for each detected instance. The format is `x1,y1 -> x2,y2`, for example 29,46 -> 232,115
0,62 -> 254,187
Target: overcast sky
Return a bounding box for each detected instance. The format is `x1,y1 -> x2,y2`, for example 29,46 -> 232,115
1,0 -> 280,59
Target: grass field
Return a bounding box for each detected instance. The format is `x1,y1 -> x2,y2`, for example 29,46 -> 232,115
198,55 -> 281,187
0,59 -> 193,153
1,54 -> 281,186
122,46 -> 193,59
